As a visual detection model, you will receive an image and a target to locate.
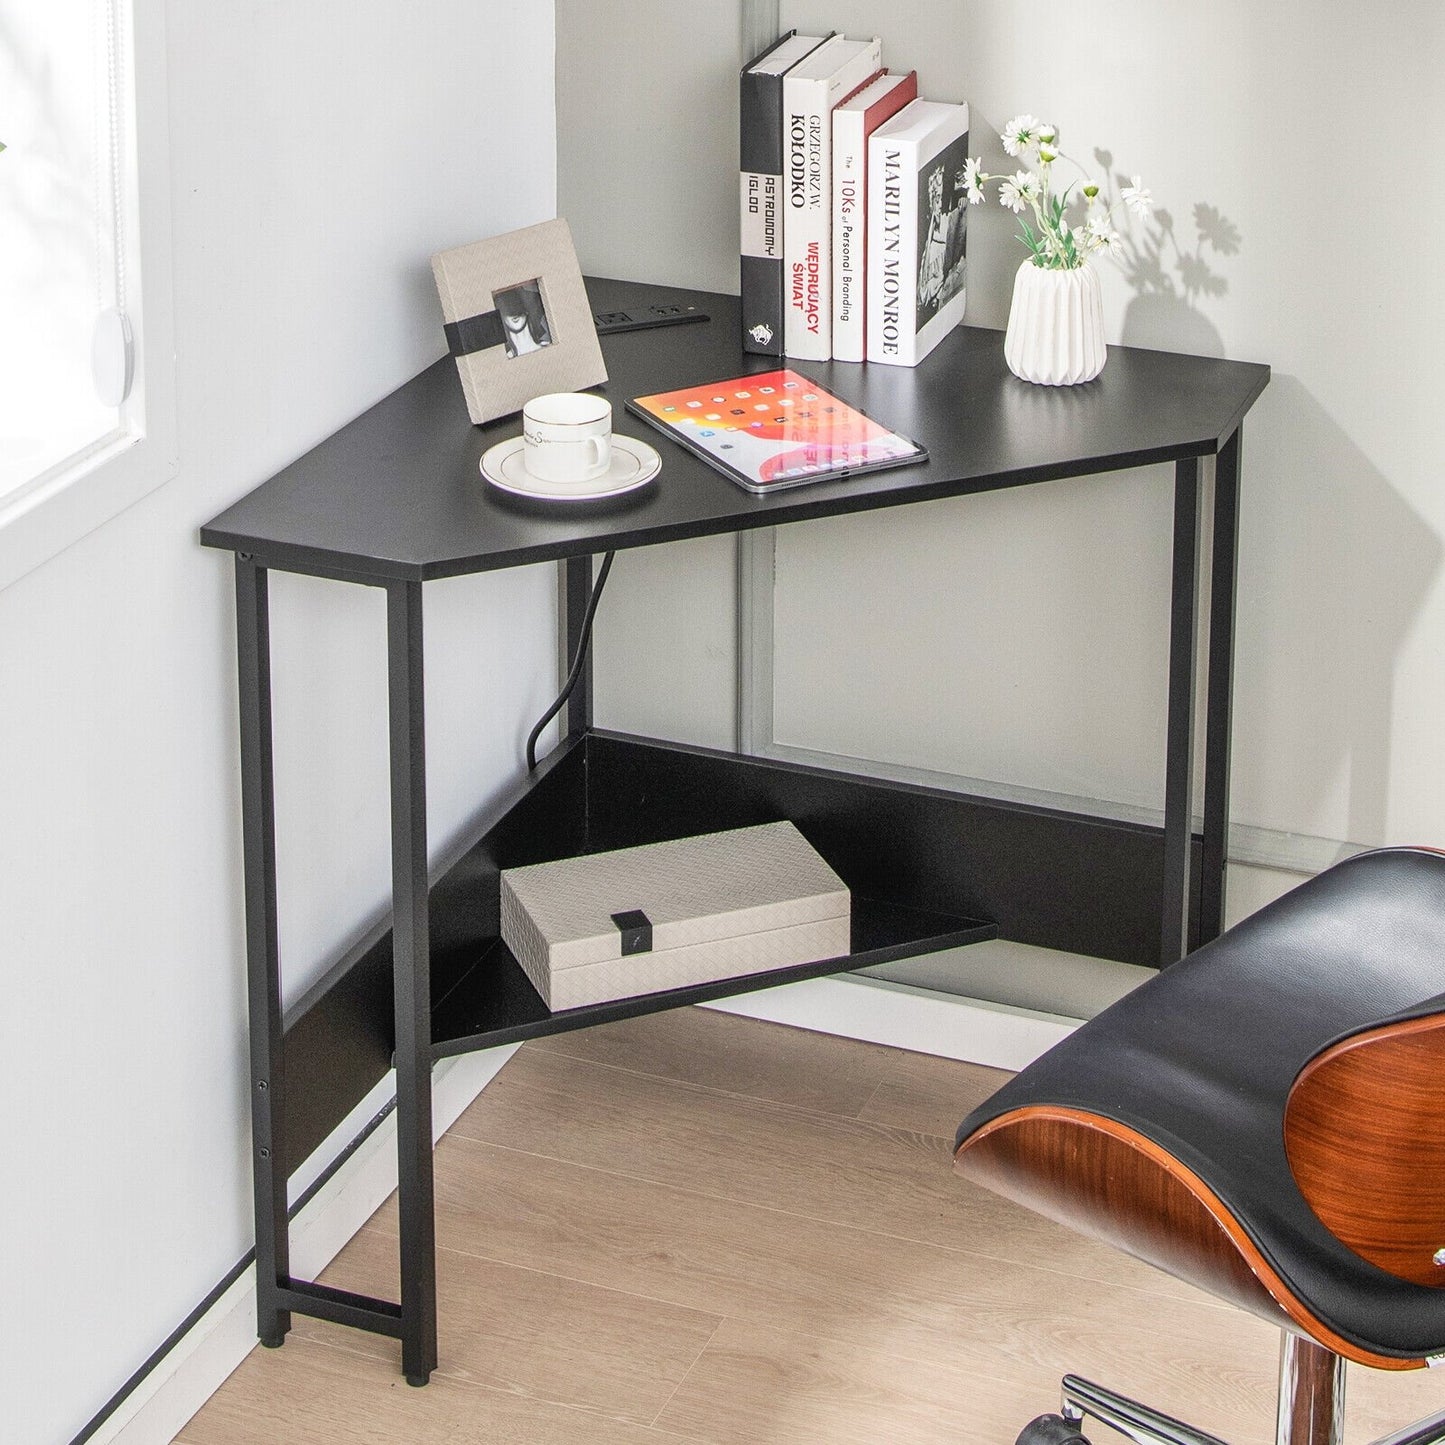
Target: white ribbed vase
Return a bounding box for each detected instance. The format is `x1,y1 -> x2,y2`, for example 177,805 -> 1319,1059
1003,259 -> 1107,385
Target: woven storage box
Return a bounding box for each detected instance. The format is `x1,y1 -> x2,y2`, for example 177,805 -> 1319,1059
499,821 -> 851,1011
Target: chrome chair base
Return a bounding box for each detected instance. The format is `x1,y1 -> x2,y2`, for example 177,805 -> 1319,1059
1019,1333 -> 1445,1445
1052,1374 -> 1228,1445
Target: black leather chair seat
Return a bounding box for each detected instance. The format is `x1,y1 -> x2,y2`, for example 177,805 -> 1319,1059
955,848 -> 1445,1362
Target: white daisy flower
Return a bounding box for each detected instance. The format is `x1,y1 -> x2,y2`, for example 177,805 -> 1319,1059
1085,216 -> 1122,254
998,170 -> 1040,213
1001,114 -> 1042,157
963,157 -> 985,205
959,158 -> 994,206
1121,176 -> 1154,218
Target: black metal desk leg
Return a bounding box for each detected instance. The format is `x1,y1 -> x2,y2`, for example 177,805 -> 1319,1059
1162,459 -> 1203,964
1199,430 -> 1242,945
563,554 -> 594,738
235,557 -> 291,1348
386,579 -> 437,1385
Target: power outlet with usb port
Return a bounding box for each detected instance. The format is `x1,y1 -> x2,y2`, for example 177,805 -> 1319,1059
593,303 -> 710,336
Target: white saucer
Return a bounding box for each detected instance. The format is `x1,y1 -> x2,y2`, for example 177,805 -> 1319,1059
481,435 -> 660,500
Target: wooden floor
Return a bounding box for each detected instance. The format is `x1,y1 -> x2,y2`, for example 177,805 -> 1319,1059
178,1006 -> 1445,1444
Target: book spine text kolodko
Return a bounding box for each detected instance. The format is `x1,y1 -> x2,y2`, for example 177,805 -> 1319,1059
781,36 -> 882,360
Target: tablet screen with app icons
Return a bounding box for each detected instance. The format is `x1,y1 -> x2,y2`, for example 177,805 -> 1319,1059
627,369 -> 926,494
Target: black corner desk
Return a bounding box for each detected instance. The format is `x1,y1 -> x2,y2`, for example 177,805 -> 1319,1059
201,277 -> 1269,1383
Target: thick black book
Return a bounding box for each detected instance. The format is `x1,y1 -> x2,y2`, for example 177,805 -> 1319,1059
739,31 -> 830,356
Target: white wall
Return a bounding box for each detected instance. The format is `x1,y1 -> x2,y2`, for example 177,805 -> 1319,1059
558,2 -> 1445,888
2,5 -> 556,1441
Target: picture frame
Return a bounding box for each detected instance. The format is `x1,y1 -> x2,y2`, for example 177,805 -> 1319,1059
431,218 -> 606,426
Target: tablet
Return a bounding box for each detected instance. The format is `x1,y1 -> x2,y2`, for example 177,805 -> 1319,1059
626,368 -> 927,494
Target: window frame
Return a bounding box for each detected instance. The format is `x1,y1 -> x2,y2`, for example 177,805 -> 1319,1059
0,0 -> 176,593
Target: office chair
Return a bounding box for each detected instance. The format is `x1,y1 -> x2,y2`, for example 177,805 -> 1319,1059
954,847 -> 1445,1445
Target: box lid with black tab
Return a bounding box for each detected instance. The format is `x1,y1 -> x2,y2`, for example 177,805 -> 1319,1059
499,821 -> 851,1012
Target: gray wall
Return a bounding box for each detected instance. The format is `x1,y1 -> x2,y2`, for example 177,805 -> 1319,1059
558,1 -> 752,750
556,3 -> 1445,899
557,0 -> 747,294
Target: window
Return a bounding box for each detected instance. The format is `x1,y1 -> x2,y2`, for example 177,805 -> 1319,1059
0,0 -> 174,591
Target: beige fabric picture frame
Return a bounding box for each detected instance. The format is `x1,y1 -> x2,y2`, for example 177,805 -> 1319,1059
431,218 -> 606,426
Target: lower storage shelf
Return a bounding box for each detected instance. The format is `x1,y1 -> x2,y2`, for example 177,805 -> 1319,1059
429,895 -> 996,1060
279,727 -> 1194,1168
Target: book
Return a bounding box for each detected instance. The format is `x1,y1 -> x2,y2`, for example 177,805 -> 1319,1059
830,70 -> 918,363
780,34 -> 883,360
866,99 -> 971,368
739,31 -> 832,355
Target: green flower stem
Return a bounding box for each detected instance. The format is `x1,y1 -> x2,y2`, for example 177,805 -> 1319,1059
976,151 -> 1130,269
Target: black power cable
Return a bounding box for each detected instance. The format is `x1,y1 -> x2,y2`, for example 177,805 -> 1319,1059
526,550 -> 616,771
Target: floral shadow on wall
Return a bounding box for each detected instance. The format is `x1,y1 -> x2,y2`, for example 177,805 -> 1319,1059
1092,147 -> 1242,359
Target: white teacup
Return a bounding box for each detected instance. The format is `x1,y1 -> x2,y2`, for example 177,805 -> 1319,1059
522,392 -> 612,484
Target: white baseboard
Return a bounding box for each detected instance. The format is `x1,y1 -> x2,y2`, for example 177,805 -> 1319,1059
92,1044 -> 518,1445
703,972 -> 1079,1072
